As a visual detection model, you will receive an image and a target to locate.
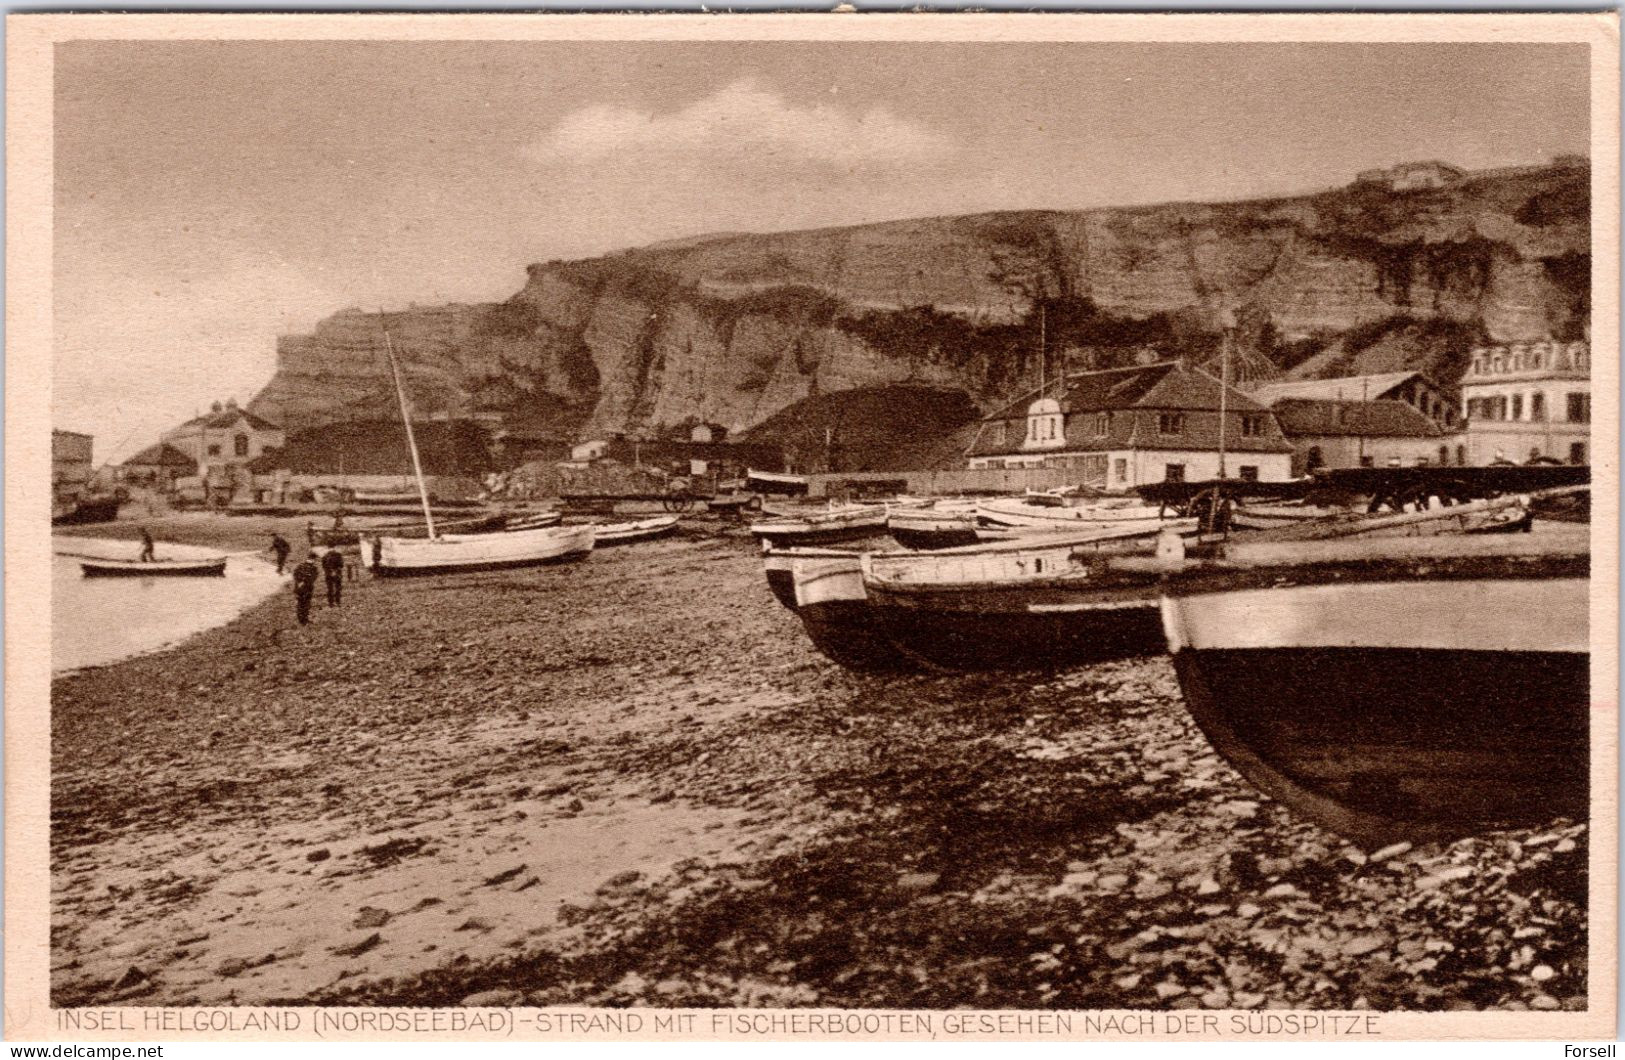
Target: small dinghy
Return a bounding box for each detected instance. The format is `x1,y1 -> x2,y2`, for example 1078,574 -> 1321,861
594,514 -> 680,546
81,557 -> 228,577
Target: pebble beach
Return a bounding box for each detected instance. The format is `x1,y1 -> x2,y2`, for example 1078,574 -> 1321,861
50,514 -> 1589,1011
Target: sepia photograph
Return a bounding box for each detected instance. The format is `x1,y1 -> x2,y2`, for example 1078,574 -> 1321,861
7,12 -> 1617,1043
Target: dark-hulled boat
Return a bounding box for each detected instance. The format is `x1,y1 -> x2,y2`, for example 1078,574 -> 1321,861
746,469 -> 810,496
886,504 -> 980,550
593,514 -> 680,546
788,551 -> 903,671
750,503 -> 892,548
1158,528 -> 1591,846
861,527 -> 1175,670
81,557 -> 228,577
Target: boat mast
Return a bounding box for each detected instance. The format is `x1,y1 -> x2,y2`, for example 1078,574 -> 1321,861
1217,309 -> 1233,480
379,312 -> 437,539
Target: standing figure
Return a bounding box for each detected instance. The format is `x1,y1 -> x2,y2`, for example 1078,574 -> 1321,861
138,527 -> 156,563
270,532 -> 291,575
291,551 -> 319,626
321,546 -> 345,607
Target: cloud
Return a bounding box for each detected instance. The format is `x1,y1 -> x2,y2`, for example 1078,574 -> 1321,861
536,79 -> 954,169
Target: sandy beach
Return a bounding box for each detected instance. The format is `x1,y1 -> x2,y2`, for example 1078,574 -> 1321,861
51,514 -> 1588,1010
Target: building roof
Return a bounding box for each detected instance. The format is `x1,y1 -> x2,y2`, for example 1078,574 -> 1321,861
176,406 -> 282,432
1272,399 -> 1444,439
969,362 -> 1293,457
1251,371 -> 1429,407
122,442 -> 198,469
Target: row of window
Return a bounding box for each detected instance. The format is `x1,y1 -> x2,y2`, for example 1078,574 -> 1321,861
204,435 -> 253,458
1001,411 -> 1268,444
1464,391 -> 1589,424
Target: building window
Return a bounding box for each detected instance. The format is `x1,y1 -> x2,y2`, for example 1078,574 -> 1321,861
1456,444 -> 1466,466
1095,413 -> 1109,436
207,444 -> 222,457
1567,392 -> 1590,423
1359,455 -> 1374,468
1570,443 -> 1587,465
995,422 -> 1007,446
1511,394 -> 1523,421
1158,413 -> 1184,436
1438,445 -> 1449,466
1305,445 -> 1324,471
1240,414 -> 1264,437
1531,393 -> 1545,422
1238,465 -> 1259,482
1164,463 -> 1185,483
1113,458 -> 1128,483
234,434 -> 249,457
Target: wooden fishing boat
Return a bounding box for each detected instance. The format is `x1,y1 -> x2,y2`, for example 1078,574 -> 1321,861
860,526 -> 1180,670
593,514 -> 680,546
500,510 -> 563,532
81,556 -> 228,577
887,502 -> 981,550
1158,529 -> 1590,845
762,544 -> 858,610
315,512 -> 506,547
377,523 -> 595,576
976,496 -> 1175,533
750,503 -> 891,548
787,550 -> 904,671
746,469 -> 810,496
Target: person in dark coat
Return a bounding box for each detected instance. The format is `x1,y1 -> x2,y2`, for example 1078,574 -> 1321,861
321,546 -> 345,607
291,551 -> 319,625
138,527 -> 156,563
270,533 -> 291,575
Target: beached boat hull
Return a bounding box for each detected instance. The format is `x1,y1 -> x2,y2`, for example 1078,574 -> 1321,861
376,525 -> 595,576
866,583 -> 1163,670
746,469 -> 810,496
976,498 -> 1174,533
887,509 -> 981,550
593,515 -> 680,546
1162,546 -> 1589,845
791,555 -> 905,671
750,506 -> 890,548
81,558 -> 227,577
861,530 -> 1174,670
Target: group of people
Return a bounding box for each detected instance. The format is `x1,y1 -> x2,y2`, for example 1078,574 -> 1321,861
270,532 -> 349,626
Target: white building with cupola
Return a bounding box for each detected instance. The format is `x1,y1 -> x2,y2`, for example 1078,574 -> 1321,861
964,361 -> 1295,489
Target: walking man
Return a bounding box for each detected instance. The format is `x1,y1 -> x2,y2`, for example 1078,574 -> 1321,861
291,551 -> 319,626
270,532 -> 291,575
138,527 -> 156,563
321,546 -> 345,607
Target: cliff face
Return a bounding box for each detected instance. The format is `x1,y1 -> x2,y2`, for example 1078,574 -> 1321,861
249,164 -> 1589,441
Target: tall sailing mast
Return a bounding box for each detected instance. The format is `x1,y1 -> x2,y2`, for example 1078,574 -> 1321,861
379,312 -> 437,539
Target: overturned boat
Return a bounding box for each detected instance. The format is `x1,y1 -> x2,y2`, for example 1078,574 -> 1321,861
1158,527 -> 1591,845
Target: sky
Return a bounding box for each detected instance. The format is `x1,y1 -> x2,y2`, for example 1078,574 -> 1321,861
52,40 -> 1591,460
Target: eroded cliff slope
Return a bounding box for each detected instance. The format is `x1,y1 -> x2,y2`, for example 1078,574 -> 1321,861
249,163 -> 1589,443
